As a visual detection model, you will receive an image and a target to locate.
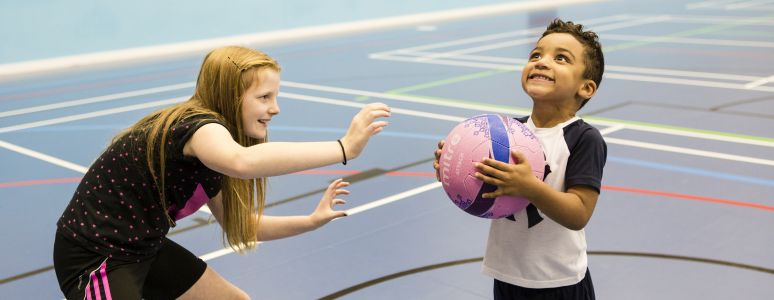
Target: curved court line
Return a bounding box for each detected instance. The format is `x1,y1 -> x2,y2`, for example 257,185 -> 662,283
2,176 -> 771,285
318,252 -> 774,299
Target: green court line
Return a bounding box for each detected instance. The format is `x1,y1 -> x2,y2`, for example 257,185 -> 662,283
606,14 -> 774,52
582,115 -> 774,143
360,16 -> 774,144
711,29 -> 774,39
386,69 -> 514,95
391,92 -> 774,143
394,92 -> 532,115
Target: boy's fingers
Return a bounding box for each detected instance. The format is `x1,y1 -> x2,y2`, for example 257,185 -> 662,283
474,172 -> 502,186
482,157 -> 508,168
511,150 -> 526,163
474,163 -> 505,179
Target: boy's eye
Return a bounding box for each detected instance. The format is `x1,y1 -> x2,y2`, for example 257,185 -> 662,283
556,54 -> 569,62
529,53 -> 541,60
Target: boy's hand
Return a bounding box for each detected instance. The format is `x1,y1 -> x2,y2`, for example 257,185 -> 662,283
310,179 -> 349,227
474,150 -> 540,199
433,140 -> 445,182
340,103 -> 391,160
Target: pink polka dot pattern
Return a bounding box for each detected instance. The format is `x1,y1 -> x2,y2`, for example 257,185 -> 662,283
57,115 -> 224,261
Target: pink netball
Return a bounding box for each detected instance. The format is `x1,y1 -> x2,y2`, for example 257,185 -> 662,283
439,114 -> 545,219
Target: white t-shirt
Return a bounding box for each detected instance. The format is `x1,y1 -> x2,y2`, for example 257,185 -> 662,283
482,116 -> 607,288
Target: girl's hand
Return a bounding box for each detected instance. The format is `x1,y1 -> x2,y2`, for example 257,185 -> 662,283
310,179 -> 350,227
340,103 -> 391,160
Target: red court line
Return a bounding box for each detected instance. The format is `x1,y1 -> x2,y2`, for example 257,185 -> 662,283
0,177 -> 81,188
602,185 -> 774,212
2,174 -> 771,212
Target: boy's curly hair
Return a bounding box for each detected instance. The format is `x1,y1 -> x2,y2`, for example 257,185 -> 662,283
541,19 -> 604,109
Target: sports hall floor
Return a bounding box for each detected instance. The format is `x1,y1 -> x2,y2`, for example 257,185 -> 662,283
0,0 -> 772,299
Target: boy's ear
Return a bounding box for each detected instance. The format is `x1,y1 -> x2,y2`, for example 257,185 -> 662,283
578,79 -> 597,100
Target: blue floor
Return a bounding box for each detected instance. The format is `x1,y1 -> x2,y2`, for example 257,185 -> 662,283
1,0 -> 773,299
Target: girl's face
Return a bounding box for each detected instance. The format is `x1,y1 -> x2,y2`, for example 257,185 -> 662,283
241,68 -> 280,139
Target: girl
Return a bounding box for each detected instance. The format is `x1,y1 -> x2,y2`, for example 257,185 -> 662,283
53,45 -> 391,299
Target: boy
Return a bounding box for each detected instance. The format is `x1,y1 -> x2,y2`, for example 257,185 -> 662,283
434,19 -> 606,299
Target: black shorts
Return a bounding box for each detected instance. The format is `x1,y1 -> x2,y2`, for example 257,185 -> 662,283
494,269 -> 596,300
53,231 -> 207,300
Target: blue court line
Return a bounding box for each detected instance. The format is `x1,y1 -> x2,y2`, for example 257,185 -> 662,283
608,156 -> 774,188
272,125 -> 446,141
9,124 -> 771,188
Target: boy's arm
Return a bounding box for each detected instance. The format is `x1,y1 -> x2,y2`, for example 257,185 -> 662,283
512,179 -> 598,230
474,150 -> 598,230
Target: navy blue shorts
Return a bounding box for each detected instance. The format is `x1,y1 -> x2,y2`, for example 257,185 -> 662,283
53,231 -> 207,299
494,269 -> 596,300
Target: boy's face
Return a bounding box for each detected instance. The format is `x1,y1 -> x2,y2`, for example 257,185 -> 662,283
521,33 -> 594,105
241,68 -> 280,139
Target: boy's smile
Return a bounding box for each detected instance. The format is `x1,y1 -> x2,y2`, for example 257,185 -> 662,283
521,33 -> 588,102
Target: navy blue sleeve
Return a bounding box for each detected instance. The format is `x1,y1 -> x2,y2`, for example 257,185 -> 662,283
564,121 -> 607,193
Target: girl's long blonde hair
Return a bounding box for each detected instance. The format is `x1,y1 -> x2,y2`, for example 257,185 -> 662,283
115,46 -> 280,251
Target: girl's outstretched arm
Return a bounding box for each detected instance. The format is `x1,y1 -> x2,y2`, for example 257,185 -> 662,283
186,103 -> 390,179
206,179 -> 350,241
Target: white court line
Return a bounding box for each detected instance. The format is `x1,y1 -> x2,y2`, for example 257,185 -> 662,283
282,80 -> 774,148
653,14 -> 774,25
371,14 -> 634,57
725,0 -> 774,9
393,50 -> 763,82
588,15 -> 673,32
197,96 -> 624,262
745,75 -> 774,89
281,81 -> 533,115
687,0 -> 743,9
0,139 -> 88,173
0,82 -> 194,118
281,92 -> 467,122
0,0 -> 604,78
3,79 -> 770,148
370,53 -> 774,93
282,91 -> 774,166
198,181 -> 443,261
598,125 -> 627,135
2,87 -> 772,175
2,89 -> 772,263
0,96 -> 186,134
603,33 -> 774,48
605,137 -> 774,166
604,72 -> 774,93
346,182 -> 442,216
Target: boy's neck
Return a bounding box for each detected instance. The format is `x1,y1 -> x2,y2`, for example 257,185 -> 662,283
530,104 -> 577,128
